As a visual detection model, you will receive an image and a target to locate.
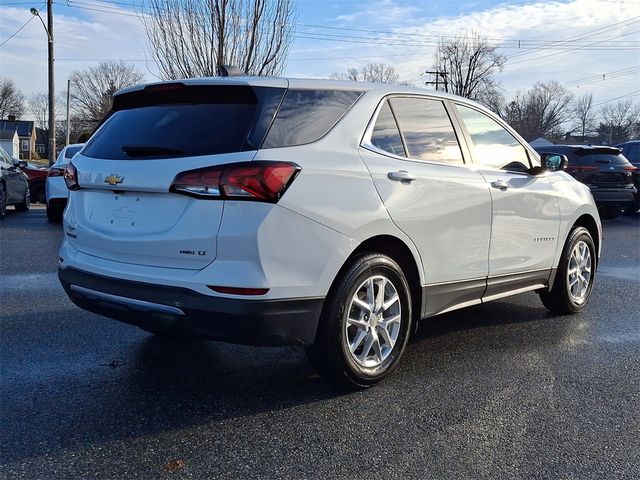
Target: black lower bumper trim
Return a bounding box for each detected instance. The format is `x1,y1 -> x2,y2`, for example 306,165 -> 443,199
59,267 -> 324,346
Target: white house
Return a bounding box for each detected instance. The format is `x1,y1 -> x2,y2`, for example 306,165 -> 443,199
0,128 -> 19,157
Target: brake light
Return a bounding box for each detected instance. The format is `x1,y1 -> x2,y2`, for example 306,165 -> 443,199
63,162 -> 80,190
566,165 -> 598,173
48,167 -> 65,177
171,161 -> 300,202
623,165 -> 638,171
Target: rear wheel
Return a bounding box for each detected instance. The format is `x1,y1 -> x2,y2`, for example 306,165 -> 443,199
46,203 -> 63,222
31,182 -> 46,204
306,253 -> 412,389
14,187 -> 30,212
539,226 -> 596,314
0,183 -> 6,219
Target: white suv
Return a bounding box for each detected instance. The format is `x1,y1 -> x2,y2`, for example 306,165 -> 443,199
58,77 -> 601,388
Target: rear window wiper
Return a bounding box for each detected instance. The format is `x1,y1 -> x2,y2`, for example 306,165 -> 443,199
121,145 -> 184,157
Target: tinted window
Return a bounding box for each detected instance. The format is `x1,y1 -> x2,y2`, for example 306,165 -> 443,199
625,144 -> 639,163
263,89 -> 363,148
65,146 -> 83,159
389,97 -> 464,165
457,105 -> 531,172
82,85 -> 285,160
370,101 -> 405,157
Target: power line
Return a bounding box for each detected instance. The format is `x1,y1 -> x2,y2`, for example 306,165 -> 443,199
0,2 -> 45,47
593,89 -> 640,106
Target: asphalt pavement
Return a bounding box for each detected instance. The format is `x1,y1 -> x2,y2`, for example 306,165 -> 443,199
1,206 -> 639,479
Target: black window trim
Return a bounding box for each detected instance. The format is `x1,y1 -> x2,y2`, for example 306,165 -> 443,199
360,94 -> 470,169
450,101 -> 541,176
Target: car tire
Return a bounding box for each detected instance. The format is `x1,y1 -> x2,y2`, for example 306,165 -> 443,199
306,253 -> 412,389
539,226 -> 596,314
14,187 -> 30,212
31,183 -> 46,204
0,182 -> 6,220
46,204 -> 63,222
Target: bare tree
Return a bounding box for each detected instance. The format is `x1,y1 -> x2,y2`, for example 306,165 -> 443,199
330,63 -> 400,83
572,92 -> 596,137
503,81 -> 574,141
597,99 -> 640,144
432,31 -> 506,104
69,61 -> 145,124
0,78 -> 25,119
142,0 -> 295,79
29,92 -> 49,130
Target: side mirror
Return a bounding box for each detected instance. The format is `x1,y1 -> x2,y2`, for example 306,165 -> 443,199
540,153 -> 568,172
17,160 -> 28,168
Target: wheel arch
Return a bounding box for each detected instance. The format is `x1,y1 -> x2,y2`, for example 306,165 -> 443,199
334,234 -> 423,329
572,213 -> 600,266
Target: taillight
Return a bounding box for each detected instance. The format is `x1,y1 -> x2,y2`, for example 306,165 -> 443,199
48,167 -> 65,177
170,161 -> 300,202
566,165 -> 598,173
63,162 -> 80,190
623,165 -> 638,171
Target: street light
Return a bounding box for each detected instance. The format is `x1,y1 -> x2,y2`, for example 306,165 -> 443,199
31,3 -> 55,166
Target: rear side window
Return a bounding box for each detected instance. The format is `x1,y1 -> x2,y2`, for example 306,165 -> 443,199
457,104 -> 531,172
65,146 -> 82,159
389,97 -> 464,165
369,101 -> 406,157
82,85 -> 285,160
262,89 -> 363,149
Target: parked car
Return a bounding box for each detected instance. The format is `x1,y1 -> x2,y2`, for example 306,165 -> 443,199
46,143 -> 84,221
12,157 -> 48,203
615,140 -> 639,213
0,145 -> 30,219
58,77 -> 602,388
533,144 -> 637,219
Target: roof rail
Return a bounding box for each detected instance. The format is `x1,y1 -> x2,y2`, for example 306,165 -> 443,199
216,65 -> 246,77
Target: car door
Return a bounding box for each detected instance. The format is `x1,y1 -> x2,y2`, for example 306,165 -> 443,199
0,148 -> 22,202
359,96 -> 492,316
452,103 -> 560,300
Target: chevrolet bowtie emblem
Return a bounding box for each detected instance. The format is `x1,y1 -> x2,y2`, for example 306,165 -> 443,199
104,174 -> 125,186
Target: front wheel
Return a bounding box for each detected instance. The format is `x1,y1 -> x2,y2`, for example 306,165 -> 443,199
14,187 -> 30,212
306,253 -> 412,389
539,226 -> 596,314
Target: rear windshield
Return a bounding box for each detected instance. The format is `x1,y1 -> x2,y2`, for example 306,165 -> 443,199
571,150 -> 630,166
82,85 -> 285,160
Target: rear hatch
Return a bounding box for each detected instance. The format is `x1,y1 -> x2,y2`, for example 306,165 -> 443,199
66,79 -> 288,269
566,146 -> 635,188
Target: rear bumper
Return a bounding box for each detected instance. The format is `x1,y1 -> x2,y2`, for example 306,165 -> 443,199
59,266 -> 324,346
590,187 -> 637,209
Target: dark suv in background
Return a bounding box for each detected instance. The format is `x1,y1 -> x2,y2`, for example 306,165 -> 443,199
533,144 -> 637,219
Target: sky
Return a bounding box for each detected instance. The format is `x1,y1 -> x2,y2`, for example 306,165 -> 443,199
0,0 -> 639,117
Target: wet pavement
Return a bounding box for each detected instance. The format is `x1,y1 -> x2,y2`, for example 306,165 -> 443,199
1,208 -> 639,479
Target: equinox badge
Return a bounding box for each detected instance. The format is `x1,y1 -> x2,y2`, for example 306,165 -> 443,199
104,174 -> 125,186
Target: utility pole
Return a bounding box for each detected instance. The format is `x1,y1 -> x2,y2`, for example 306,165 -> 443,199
65,78 -> 70,146
30,3 -> 55,165
47,0 -> 55,165
424,70 -> 448,93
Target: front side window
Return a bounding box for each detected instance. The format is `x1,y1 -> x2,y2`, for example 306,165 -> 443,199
369,100 -> 405,157
389,97 -> 464,165
457,104 -> 531,172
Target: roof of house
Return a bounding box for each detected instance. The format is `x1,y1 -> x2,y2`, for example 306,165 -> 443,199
0,128 -> 18,140
0,120 -> 35,137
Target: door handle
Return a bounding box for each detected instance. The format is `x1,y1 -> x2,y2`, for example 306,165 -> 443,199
490,180 -> 509,190
388,170 -> 416,182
